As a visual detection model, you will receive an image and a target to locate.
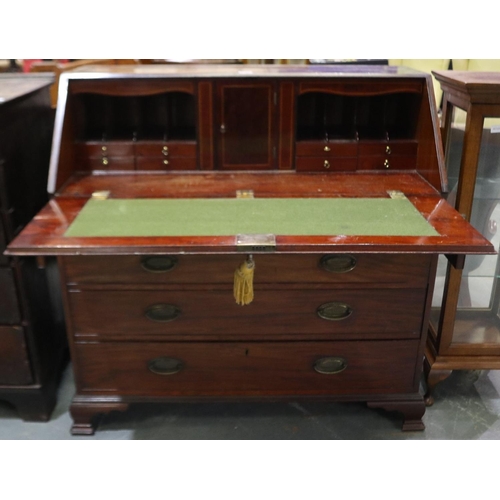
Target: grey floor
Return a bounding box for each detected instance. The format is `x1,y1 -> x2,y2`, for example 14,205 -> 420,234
1,364 -> 500,439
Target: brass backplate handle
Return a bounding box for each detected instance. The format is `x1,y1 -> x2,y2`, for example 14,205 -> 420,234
317,302 -> 353,321
148,357 -> 183,375
145,304 -> 181,322
314,357 -> 347,375
320,254 -> 357,273
141,255 -> 178,273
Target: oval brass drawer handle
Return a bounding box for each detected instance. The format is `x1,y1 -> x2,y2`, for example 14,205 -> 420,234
317,302 -> 353,321
141,255 -> 178,273
314,356 -> 347,375
320,254 -> 357,273
145,304 -> 181,322
148,356 -> 183,375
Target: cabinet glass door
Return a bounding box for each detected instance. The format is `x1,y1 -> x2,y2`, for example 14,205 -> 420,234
431,108 -> 500,348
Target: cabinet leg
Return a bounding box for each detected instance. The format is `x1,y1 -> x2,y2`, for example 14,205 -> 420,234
70,401 -> 129,436
424,368 -> 453,406
367,399 -> 426,431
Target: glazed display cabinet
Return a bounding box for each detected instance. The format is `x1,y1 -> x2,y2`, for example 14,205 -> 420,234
426,71 -> 500,403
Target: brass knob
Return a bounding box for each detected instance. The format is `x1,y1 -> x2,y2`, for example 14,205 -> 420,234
162,145 -> 169,151
324,160 -> 330,169
102,158 -> 109,166
101,146 -> 107,152
385,145 -> 391,155
384,159 -> 390,169
313,357 -> 348,375
162,148 -> 169,156
163,159 -> 169,165
324,146 -> 331,152
148,357 -> 183,376
221,123 -> 226,134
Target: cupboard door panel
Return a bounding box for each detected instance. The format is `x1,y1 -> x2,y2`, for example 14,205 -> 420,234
218,84 -> 275,170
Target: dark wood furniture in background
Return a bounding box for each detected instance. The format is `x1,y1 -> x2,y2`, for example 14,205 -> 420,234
0,75 -> 67,420
7,64 -> 492,434
425,71 -> 500,403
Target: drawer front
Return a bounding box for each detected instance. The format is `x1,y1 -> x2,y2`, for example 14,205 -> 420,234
75,339 -> 419,396
85,157 -> 135,171
358,142 -> 418,156
0,267 -> 21,324
358,155 -> 417,171
136,157 -> 197,171
63,254 -> 432,287
135,141 -> 197,157
0,217 -> 7,265
296,141 -> 358,157
296,156 -> 357,172
75,141 -> 135,158
0,326 -> 32,385
69,288 -> 426,338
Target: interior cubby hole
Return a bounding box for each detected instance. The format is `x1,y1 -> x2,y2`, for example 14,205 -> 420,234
73,92 -> 196,142
296,92 -> 421,141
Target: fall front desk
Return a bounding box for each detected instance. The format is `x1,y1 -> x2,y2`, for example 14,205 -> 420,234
6,64 -> 493,435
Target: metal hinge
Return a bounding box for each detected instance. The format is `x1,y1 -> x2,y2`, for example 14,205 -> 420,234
387,190 -> 407,200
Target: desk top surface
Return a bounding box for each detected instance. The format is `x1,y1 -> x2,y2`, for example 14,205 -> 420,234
5,173 -> 494,256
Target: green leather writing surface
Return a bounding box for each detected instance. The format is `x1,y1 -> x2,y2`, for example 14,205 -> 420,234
64,198 -> 439,237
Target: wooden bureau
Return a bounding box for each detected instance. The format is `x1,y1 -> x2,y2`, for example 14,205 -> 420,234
0,75 -> 67,420
6,64 -> 494,434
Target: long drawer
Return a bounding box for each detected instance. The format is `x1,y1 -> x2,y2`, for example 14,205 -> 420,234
74,340 -> 419,396
63,254 -> 432,287
68,288 -> 426,339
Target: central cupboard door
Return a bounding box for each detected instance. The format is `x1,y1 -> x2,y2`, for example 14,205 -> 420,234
216,83 -> 276,170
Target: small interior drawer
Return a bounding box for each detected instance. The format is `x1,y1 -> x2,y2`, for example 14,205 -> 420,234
296,156 -> 357,172
135,141 -> 197,157
75,141 -> 135,158
358,141 -> 418,156
136,157 -> 197,171
358,155 -> 417,171
295,141 -> 358,157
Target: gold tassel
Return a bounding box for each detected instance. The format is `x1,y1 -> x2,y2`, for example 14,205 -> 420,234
234,255 -> 255,306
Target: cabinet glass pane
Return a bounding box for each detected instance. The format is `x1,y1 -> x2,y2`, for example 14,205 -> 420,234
432,107 -> 500,345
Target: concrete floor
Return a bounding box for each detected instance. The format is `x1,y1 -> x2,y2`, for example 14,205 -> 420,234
1,365 -> 500,439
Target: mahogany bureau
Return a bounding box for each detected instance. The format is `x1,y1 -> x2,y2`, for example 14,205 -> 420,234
6,64 -> 493,435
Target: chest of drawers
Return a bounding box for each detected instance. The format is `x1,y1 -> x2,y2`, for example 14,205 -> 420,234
6,64 -> 494,434
0,75 -> 67,420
